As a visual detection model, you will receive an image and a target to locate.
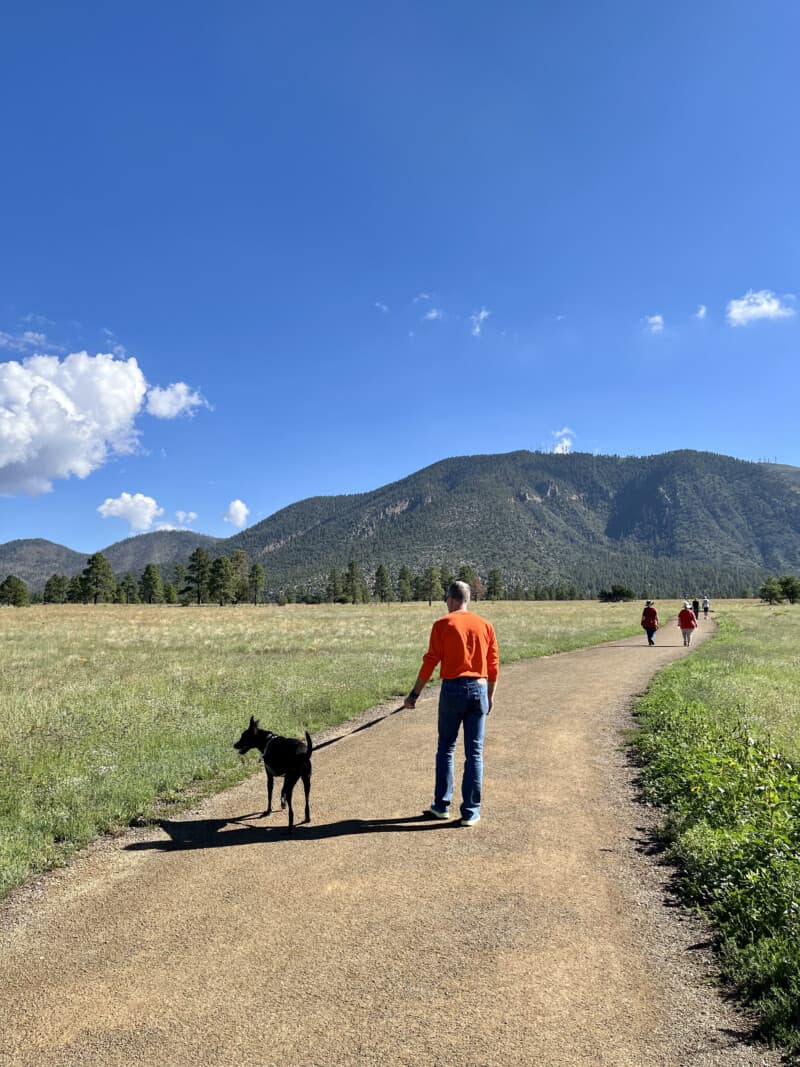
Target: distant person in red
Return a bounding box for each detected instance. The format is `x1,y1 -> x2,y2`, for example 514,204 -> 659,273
678,602 -> 698,646
640,600 -> 659,646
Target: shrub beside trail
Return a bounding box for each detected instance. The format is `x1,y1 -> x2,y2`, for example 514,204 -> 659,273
633,604 -> 800,1057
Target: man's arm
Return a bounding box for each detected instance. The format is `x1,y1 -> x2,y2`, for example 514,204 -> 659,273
487,679 -> 496,713
404,622 -> 442,708
403,673 -> 427,709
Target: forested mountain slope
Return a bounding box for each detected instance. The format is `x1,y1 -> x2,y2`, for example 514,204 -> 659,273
3,450 -> 799,596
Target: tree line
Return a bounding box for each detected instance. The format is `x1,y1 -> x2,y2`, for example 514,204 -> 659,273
0,550 -> 580,607
7,547 -> 792,609
758,575 -> 800,605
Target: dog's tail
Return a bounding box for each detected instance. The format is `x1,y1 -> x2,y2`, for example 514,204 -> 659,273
305,731 -> 313,759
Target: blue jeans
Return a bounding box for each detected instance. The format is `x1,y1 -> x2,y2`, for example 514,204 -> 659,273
434,678 -> 489,820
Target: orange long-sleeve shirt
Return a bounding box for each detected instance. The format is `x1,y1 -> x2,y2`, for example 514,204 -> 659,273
419,610 -> 499,684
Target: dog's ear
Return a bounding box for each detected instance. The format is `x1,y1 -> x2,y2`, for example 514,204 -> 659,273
249,716 -> 257,729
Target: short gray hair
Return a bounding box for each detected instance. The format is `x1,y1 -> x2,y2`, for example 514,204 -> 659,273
446,581 -> 471,604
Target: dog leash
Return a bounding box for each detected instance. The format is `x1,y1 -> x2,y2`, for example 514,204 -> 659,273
312,703 -> 409,752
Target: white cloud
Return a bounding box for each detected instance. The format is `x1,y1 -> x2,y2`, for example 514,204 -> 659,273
551,426 -> 575,454
423,308 -> 444,321
413,292 -> 431,302
0,329 -> 59,352
644,314 -> 664,335
224,499 -> 250,528
470,307 -> 491,337
726,289 -> 796,327
693,304 -> 707,320
146,382 -> 208,418
373,302 -> 389,314
97,491 -> 164,532
0,352 -> 147,495
0,350 -> 209,495
175,510 -> 198,526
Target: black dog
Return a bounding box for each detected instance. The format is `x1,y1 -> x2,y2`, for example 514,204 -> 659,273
233,717 -> 312,832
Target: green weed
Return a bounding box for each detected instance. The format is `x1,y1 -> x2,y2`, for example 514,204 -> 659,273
633,603 -> 800,1057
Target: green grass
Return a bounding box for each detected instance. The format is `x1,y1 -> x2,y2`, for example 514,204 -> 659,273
633,601 -> 800,1058
0,599 -> 662,899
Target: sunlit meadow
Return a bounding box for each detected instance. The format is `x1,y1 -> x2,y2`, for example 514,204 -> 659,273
0,599 -> 668,897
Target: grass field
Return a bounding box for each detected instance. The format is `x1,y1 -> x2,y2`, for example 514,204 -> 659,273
633,601 -> 800,1057
0,599 -> 671,900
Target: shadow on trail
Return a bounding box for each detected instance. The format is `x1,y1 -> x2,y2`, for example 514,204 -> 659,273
125,812 -> 454,852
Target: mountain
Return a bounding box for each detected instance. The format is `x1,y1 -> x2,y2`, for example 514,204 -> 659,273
0,539 -> 87,588
102,530 -> 221,575
3,450 -> 800,597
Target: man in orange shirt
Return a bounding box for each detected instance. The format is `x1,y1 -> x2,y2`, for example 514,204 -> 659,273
404,581 -> 499,827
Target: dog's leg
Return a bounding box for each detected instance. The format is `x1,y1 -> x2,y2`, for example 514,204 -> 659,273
264,768 -> 274,816
283,771 -> 300,832
301,765 -> 311,824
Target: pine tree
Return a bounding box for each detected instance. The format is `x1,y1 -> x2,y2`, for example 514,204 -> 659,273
397,565 -> 414,602
486,568 -> 505,601
373,563 -> 394,602
439,564 -> 454,593
248,562 -> 266,605
343,561 -> 369,603
186,547 -> 211,605
419,565 -> 444,606
209,556 -> 236,605
139,563 -> 164,604
325,568 -> 343,603
0,574 -> 30,606
759,577 -> 784,605
82,553 -> 116,605
119,574 -> 140,604
779,575 -> 800,604
43,574 -> 70,604
66,574 -> 86,603
230,549 -> 250,603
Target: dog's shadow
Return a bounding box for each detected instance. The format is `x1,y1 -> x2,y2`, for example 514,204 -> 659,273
125,812 -> 456,852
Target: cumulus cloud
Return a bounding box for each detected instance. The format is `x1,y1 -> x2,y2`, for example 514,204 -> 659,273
175,510 -> 198,526
423,308 -> 444,321
726,289 -> 796,327
373,302 -> 389,314
693,304 -> 707,320
644,314 -> 664,335
146,382 -> 208,418
470,308 -> 491,337
552,427 -> 575,454
97,491 -> 164,532
413,292 -> 431,302
0,351 -> 209,495
224,499 -> 250,528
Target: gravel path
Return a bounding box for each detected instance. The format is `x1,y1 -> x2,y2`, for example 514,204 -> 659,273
0,620 -> 783,1066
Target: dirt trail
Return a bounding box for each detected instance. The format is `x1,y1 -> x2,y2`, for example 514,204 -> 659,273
0,621 -> 782,1067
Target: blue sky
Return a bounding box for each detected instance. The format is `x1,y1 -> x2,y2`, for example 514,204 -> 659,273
2,2 -> 799,552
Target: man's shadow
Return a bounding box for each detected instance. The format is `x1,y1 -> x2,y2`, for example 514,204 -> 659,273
125,812 -> 456,852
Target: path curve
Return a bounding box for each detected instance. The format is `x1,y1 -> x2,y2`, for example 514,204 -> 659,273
0,621 -> 782,1067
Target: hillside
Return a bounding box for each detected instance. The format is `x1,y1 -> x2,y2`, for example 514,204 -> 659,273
2,450 -> 800,596
0,539 -> 87,589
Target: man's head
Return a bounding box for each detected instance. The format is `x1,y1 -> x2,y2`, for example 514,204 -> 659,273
445,581 -> 471,609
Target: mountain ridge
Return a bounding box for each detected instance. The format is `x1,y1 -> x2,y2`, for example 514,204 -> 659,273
2,449 -> 799,596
